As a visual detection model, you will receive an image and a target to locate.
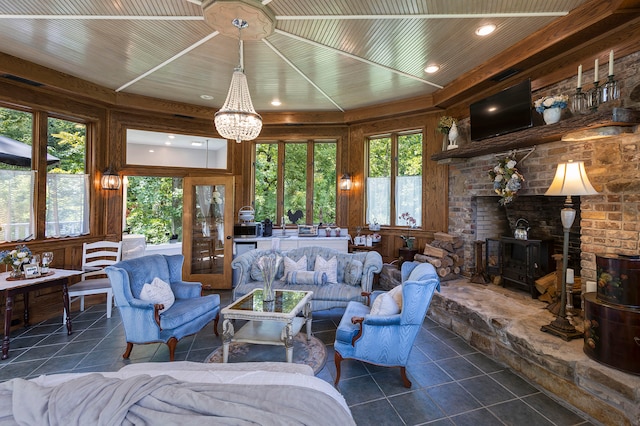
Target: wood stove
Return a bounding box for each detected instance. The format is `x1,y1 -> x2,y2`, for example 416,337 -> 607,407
486,237 -> 555,298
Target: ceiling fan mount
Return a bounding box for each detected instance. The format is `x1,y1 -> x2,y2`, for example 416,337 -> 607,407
201,0 -> 275,40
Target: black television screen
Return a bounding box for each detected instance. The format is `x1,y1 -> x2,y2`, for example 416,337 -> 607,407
470,79 -> 533,141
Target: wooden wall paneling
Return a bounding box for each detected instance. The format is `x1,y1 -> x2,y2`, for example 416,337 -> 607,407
423,114 -> 449,232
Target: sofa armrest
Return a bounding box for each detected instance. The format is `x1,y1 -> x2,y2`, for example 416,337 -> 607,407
171,280 -> 202,299
360,251 -> 383,293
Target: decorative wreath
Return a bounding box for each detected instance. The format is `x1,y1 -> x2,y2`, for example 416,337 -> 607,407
488,155 -> 525,206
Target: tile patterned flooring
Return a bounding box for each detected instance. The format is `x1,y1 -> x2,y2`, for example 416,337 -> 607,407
0,290 -> 596,426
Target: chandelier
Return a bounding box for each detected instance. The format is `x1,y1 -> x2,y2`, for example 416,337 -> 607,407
214,18 -> 262,143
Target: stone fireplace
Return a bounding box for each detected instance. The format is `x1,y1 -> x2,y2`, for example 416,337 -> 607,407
436,50 -> 640,425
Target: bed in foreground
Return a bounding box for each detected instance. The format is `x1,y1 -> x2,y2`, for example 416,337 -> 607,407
0,362 -> 354,425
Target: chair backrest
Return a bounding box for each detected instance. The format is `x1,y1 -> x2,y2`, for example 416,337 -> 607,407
82,241 -> 123,280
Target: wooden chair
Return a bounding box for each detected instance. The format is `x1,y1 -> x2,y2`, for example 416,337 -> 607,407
63,241 -> 122,324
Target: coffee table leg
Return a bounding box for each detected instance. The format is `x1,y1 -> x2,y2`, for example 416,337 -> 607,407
2,294 -> 14,360
283,322 -> 294,363
222,319 -> 234,363
304,301 -> 312,341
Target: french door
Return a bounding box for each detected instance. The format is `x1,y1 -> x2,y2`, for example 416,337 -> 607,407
182,176 -> 234,289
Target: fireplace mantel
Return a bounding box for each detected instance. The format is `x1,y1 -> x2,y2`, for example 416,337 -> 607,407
431,108 -> 640,161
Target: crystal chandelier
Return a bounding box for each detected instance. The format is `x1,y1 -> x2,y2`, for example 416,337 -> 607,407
214,18 -> 262,143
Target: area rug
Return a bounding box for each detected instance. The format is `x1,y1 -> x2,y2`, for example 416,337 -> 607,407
205,334 -> 327,375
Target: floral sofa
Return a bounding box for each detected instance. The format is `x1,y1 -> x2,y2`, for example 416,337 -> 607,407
231,246 -> 383,311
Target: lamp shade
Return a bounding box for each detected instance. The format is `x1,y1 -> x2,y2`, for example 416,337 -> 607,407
544,161 -> 598,196
339,174 -> 352,190
101,169 -> 121,190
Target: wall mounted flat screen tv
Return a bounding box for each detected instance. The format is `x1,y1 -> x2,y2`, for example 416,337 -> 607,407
470,79 -> 533,141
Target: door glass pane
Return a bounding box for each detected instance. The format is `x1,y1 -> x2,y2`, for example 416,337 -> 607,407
284,143 -> 307,224
192,184 -> 226,274
313,142 -> 336,224
254,143 -> 278,221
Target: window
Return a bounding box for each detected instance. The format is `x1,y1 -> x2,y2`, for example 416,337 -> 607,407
366,131 -> 422,226
0,105 -> 91,242
254,140 -> 337,225
0,107 -> 34,242
46,117 -> 89,237
125,176 -> 183,244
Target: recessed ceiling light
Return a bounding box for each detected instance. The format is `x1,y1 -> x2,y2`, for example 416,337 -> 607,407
149,149 -> 154,153
165,141 -> 171,145
168,135 -> 175,139
424,65 -> 440,74
200,94 -> 214,100
191,142 -> 203,147
271,100 -> 281,106
476,24 -> 496,36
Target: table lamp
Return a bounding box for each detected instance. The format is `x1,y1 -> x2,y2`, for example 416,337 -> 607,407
541,160 -> 598,340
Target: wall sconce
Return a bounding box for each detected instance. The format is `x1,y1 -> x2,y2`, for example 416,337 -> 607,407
101,167 -> 121,190
339,174 -> 352,191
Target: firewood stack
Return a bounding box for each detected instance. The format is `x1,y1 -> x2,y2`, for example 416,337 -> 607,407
414,232 -> 464,282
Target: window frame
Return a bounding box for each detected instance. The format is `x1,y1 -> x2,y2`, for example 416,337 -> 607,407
252,139 -> 338,226
0,101 -> 96,242
365,129 -> 424,228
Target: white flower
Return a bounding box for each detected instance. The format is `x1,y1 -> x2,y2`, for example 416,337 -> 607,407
494,175 -> 503,182
17,252 -> 27,259
506,160 -> 517,169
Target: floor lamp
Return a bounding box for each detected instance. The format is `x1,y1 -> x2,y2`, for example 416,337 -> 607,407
541,160 -> 598,340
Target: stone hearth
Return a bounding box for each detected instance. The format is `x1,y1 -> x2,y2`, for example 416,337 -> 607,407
428,278 -> 639,426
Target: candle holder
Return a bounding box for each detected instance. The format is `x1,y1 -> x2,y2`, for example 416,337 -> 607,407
588,81 -> 601,111
601,75 -> 620,103
571,88 -> 589,115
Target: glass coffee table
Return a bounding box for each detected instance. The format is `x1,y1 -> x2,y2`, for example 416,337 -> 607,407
221,289 -> 313,363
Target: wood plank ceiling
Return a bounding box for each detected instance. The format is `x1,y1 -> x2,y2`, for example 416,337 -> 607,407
0,0 -> 600,113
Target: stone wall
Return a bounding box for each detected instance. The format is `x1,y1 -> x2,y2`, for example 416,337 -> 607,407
447,50 -> 640,286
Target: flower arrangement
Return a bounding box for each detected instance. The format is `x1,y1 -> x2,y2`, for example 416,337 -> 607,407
488,156 -> 525,206
1,245 -> 32,276
398,212 -> 417,248
258,251 -> 282,302
437,116 -> 457,134
534,94 -> 568,113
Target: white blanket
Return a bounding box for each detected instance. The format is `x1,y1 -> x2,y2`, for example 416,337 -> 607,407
0,369 -> 355,425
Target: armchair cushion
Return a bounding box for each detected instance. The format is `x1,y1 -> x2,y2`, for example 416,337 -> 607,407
139,277 -> 175,313
387,284 -> 403,310
370,293 -> 400,316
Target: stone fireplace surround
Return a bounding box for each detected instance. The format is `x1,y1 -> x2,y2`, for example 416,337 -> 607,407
431,51 -> 640,425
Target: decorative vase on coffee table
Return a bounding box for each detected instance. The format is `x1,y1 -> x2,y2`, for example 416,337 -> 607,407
543,107 -> 562,124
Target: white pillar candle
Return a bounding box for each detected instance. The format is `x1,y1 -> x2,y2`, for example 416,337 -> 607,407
609,50 -> 614,76
577,64 -> 582,89
594,58 -> 599,82
586,281 -> 597,293
566,268 -> 574,284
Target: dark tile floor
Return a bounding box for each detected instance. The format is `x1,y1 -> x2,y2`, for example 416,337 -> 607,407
0,290 -> 596,426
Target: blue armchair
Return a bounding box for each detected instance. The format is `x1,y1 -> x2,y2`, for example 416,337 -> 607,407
334,261 -> 440,388
105,254 -> 220,361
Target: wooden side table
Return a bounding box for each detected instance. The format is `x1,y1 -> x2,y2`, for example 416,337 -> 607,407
398,247 -> 418,265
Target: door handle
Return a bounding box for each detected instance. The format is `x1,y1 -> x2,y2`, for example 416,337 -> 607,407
226,236 -> 232,240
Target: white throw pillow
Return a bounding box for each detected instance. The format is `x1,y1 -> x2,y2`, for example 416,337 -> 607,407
139,277 -> 175,313
283,255 -> 307,280
387,285 -> 403,311
370,293 -> 401,316
314,256 -> 337,283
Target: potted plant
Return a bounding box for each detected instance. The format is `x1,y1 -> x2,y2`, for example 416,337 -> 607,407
534,94 -> 568,124
398,212 -> 417,249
